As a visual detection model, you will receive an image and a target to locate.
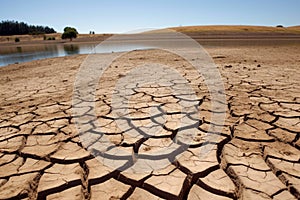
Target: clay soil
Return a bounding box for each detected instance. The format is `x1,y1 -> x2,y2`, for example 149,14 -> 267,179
0,35 -> 299,199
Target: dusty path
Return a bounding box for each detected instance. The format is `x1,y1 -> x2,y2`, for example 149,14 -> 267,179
0,42 -> 299,199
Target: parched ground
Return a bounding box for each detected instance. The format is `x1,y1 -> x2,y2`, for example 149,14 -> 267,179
0,42 -> 299,200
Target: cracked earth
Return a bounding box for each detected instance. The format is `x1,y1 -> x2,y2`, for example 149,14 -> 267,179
0,42 -> 299,200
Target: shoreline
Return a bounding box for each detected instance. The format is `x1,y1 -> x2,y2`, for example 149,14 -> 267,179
1,36 -> 300,68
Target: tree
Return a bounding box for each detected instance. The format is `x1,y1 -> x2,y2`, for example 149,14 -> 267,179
0,20 -> 56,36
62,27 -> 78,41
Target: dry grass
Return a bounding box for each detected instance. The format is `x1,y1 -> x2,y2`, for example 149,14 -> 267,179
169,25 -> 300,34
0,33 -> 61,42
0,33 -> 111,43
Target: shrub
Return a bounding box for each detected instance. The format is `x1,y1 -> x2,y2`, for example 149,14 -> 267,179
15,37 -> 20,42
62,27 -> 78,41
276,25 -> 284,28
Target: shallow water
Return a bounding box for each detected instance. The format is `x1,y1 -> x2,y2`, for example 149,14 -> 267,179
0,43 -> 95,67
0,42 -> 149,67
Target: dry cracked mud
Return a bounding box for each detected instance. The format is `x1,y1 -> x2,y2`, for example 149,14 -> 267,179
0,42 -> 299,200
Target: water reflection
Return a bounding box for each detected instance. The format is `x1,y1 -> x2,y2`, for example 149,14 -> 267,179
63,44 -> 80,55
0,43 -> 93,67
0,45 -> 60,66
0,42 -> 148,67
16,46 -> 22,53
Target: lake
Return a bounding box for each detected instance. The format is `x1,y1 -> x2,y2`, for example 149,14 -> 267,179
0,43 -> 95,67
0,42 -> 153,67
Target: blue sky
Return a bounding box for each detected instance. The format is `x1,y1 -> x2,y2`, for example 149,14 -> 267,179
1,0 -> 299,33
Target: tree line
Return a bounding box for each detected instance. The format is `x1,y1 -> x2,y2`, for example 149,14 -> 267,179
0,20 -> 56,36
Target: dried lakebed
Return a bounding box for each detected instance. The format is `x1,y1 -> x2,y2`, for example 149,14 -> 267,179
0,44 -> 299,199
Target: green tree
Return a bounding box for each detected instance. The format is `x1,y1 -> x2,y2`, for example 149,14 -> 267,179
62,27 -> 78,41
0,20 -> 56,36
